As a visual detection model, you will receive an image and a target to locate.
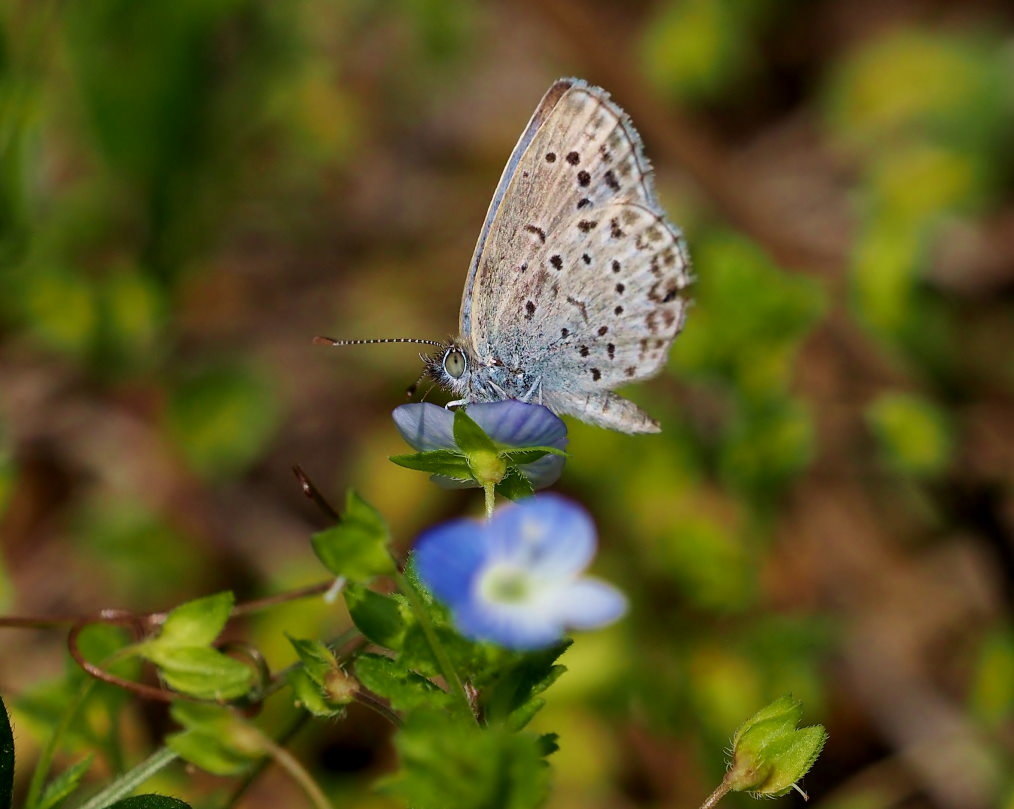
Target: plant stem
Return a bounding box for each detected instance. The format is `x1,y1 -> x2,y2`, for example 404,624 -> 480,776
483,482 -> 495,518
698,780 -> 732,809
73,747 -> 178,809
393,567 -> 474,722
257,731 -> 332,809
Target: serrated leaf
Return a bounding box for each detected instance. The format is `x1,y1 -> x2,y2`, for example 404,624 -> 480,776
287,637 -> 336,687
452,409 -> 498,455
354,654 -> 450,712
153,592 -> 234,649
390,449 -> 473,476
142,646 -> 253,700
108,797 -> 192,809
36,755 -> 93,809
310,490 -> 394,582
383,710 -> 550,809
345,584 -> 408,650
495,466 -> 534,501
481,643 -> 569,730
1,696 -> 13,809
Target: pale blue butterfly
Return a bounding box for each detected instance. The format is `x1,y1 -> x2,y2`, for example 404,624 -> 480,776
318,78 -> 693,433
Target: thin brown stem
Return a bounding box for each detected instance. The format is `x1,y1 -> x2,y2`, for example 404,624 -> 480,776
293,464 -> 340,521
698,780 -> 732,809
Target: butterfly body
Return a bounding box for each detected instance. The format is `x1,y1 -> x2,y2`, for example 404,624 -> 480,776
427,78 -> 693,433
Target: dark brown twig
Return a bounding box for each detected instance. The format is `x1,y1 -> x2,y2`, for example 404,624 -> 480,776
293,465 -> 340,522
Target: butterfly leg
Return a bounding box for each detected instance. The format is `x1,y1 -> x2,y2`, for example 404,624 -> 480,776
520,377 -> 543,404
445,399 -> 467,410
488,380 -> 509,399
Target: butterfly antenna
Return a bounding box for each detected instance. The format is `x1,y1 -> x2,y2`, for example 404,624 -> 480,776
313,336 -> 445,348
405,367 -> 429,399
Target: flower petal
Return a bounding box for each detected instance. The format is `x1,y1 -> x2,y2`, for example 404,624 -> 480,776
413,518 -> 488,607
467,401 -> 567,448
392,403 -> 456,451
453,600 -> 564,650
518,454 -> 565,490
486,495 -> 596,579
545,578 -> 628,630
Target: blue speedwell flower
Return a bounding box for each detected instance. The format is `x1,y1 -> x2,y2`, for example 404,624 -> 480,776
393,400 -> 567,489
413,494 -> 627,650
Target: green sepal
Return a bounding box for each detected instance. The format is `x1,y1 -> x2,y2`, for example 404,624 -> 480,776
286,636 -> 355,717
726,695 -> 828,797
495,466 -> 534,502
287,637 -> 338,687
310,490 -> 394,582
36,755 -> 93,809
536,733 -> 559,757
480,642 -> 570,731
497,446 -> 568,464
452,409 -> 499,455
153,592 -> 234,648
389,450 -> 473,480
166,703 -> 263,777
344,584 -> 408,650
288,668 -> 349,719
140,646 -> 254,701
108,798 -> 192,809
0,697 -> 13,809
354,654 -> 452,712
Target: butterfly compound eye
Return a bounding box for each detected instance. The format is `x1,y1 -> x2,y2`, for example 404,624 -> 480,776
443,348 -> 467,379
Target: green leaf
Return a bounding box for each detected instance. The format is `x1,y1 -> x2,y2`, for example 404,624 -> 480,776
495,466 -> 534,502
153,592 -> 234,649
727,695 -> 827,797
481,643 -> 570,731
1,696 -> 13,809
310,490 -> 394,582
141,646 -> 253,700
383,710 -> 551,809
344,584 -> 408,650
36,755 -> 93,809
389,449 -> 473,480
285,637 -> 355,716
108,797 -> 191,809
167,703 -> 262,777
354,654 -> 451,712
452,409 -> 498,455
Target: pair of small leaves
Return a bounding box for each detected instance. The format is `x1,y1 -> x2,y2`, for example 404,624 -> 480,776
311,491 -> 394,583
390,409 -> 563,497
138,593 -> 253,701
287,637 -> 358,718
726,695 -> 828,797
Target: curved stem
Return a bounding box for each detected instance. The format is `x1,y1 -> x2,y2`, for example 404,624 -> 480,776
72,747 -> 178,809
257,731 -> 332,809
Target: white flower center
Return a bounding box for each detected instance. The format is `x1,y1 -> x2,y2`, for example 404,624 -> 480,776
478,563 -> 534,605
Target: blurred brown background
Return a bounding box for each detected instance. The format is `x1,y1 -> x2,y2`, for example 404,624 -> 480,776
0,0 -> 1012,807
